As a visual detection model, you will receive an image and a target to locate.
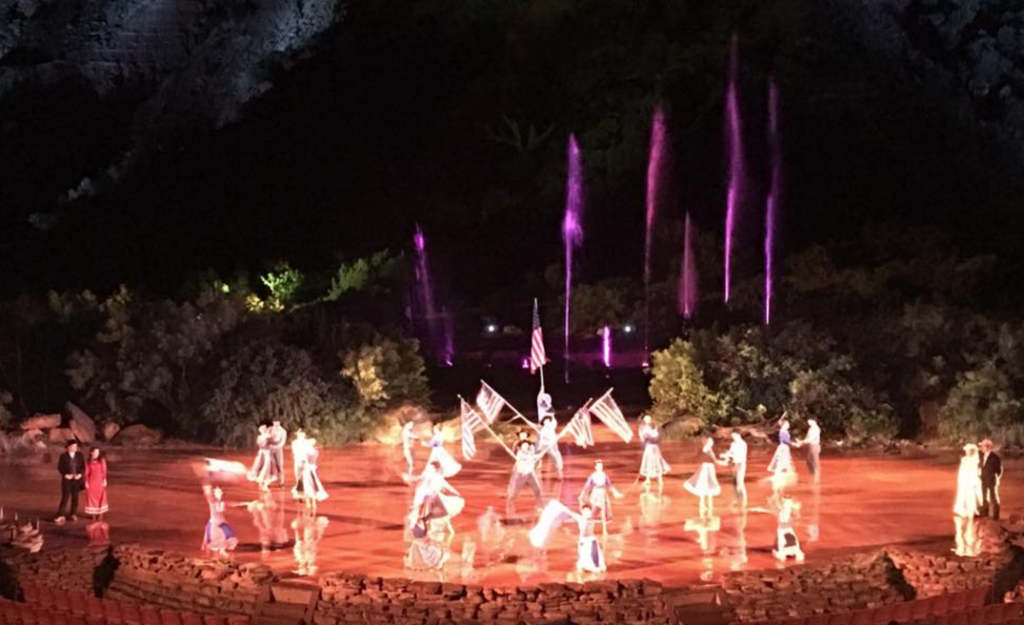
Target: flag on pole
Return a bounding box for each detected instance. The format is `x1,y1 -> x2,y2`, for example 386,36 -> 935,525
461,399 -> 483,459
564,408 -> 594,448
589,391 -> 633,443
530,299 -> 547,374
476,381 -> 505,424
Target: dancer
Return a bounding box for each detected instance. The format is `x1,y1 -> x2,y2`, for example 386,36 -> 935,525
247,425 -> 272,492
291,428 -> 308,490
292,509 -> 329,576
54,440 -> 85,524
537,389 -> 554,420
411,459 -> 464,536
507,441 -> 544,517
201,485 -> 238,558
719,431 -> 748,507
579,460 -> 623,535
954,443 -> 983,557
401,420 -> 418,475
530,501 -> 606,573
980,439 -> 1003,520
684,436 -> 722,512
404,515 -> 451,571
638,415 -> 670,491
798,418 -> 821,483
84,447 -> 109,521
537,415 -> 564,480
424,422 -> 462,478
268,420 -> 288,487
293,438 -> 328,512
772,495 -> 804,562
767,419 -> 797,494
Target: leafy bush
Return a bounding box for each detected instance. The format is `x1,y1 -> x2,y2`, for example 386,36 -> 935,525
325,250 -> 405,301
340,333 -> 429,408
940,360 -> 1024,442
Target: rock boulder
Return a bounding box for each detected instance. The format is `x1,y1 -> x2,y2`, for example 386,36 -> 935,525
66,402 -> 96,443
20,414 -> 61,431
114,425 -> 163,446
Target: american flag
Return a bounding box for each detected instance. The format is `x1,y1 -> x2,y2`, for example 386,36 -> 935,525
461,399 -> 483,459
476,381 -> 505,424
564,408 -> 594,448
530,299 -> 547,374
589,391 -> 634,443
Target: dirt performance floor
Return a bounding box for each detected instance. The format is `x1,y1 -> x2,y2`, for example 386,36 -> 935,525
0,437 -> 1011,586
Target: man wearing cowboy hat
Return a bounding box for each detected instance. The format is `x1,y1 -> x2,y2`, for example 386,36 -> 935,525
979,439 -> 1003,520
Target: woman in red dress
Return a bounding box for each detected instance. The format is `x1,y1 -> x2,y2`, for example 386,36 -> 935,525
84,447 -> 109,521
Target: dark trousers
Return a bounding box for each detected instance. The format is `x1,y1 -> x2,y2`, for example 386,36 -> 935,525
506,471 -> 543,516
982,481 -> 1001,520
58,480 -> 82,517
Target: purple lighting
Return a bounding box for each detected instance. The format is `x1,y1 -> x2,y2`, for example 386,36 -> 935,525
602,326 -> 612,369
644,104 -> 667,359
563,134 -> 585,384
724,33 -> 746,304
765,77 -> 781,325
412,224 -> 453,365
678,212 -> 698,319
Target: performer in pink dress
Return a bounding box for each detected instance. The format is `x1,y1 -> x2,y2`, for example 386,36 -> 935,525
84,447 -> 109,521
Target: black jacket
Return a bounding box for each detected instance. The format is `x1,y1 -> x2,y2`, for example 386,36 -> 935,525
58,451 -> 86,483
981,452 -> 1003,486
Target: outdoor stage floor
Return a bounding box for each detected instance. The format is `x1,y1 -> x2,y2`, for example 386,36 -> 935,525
2,438 -> 1014,587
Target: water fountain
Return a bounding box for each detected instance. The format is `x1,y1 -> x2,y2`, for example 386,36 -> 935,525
678,212 -> 698,319
412,224 -> 452,365
644,104 -> 667,358
724,33 -> 746,304
765,77 -> 781,325
563,134 -> 584,384
602,325 -> 612,369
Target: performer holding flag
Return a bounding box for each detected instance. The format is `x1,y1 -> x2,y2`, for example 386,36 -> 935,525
531,298 -> 553,424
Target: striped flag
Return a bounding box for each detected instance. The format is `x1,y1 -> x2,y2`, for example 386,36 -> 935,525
564,408 -> 594,448
589,391 -> 634,443
461,399 -> 483,459
476,381 -> 505,424
530,299 -> 547,374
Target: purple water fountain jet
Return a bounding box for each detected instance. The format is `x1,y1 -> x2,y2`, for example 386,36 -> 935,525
602,326 -> 612,369
765,77 -> 781,325
412,224 -> 452,365
724,33 -> 746,304
678,212 -> 699,319
562,135 -> 585,384
643,104 -> 667,359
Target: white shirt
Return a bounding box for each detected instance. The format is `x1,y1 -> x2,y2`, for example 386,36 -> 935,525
805,422 -> 821,446
726,438 -> 748,464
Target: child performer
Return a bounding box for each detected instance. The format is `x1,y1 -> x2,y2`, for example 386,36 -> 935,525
401,420 -> 418,475
424,422 -> 462,478
247,425 -> 272,492
84,447 -> 109,521
772,495 -> 804,562
201,485 -> 239,558
638,415 -> 670,491
507,441 -> 544,517
537,416 -> 564,480
411,459 -> 464,536
293,438 -> 328,512
684,436 -> 722,512
579,460 -> 623,535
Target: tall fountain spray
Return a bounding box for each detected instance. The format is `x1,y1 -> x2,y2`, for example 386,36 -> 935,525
563,135 -> 585,384
764,78 -> 781,325
602,325 -> 612,369
412,224 -> 451,365
724,33 -> 746,304
678,212 -> 699,319
643,105 -> 667,361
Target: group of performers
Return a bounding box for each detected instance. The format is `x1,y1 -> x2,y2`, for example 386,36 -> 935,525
952,439 -> 1003,557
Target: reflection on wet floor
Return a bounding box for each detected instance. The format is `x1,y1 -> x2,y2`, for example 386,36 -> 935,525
1,439 -> 1006,585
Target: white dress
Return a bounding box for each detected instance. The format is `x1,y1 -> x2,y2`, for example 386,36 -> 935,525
639,425 -> 671,478
576,516 -> 605,572
582,471 -> 616,519
426,431 -> 462,478
248,432 -> 272,485
293,447 -> 328,502
684,448 -> 722,497
954,456 -> 982,518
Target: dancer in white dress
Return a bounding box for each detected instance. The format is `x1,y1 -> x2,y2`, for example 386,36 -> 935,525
412,460 -> 464,536
530,501 -> 605,573
201,485 -> 238,558
767,419 -> 797,494
953,443 -> 983,557
684,437 -> 721,512
247,425 -> 272,492
424,422 -> 462,478
293,438 -> 328,512
579,460 -> 623,535
638,415 -> 670,491
291,429 -> 308,490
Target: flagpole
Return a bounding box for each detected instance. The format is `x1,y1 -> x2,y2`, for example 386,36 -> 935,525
459,395 -> 517,460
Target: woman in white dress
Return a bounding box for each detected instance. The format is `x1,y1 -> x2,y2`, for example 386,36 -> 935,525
423,422 -> 462,478
684,436 -> 721,512
767,420 -> 797,494
293,438 -> 329,512
247,425 -> 272,492
953,443 -> 983,557
638,415 -> 670,491
412,460 -> 464,536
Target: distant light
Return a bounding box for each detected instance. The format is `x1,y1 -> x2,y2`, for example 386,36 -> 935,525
220,284 -> 230,294
624,325 -> 634,333
521,357 -> 530,369
486,324 -> 498,334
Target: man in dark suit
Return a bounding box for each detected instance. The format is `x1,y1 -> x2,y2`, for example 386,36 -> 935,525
980,439 -> 1003,520
54,440 -> 85,524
